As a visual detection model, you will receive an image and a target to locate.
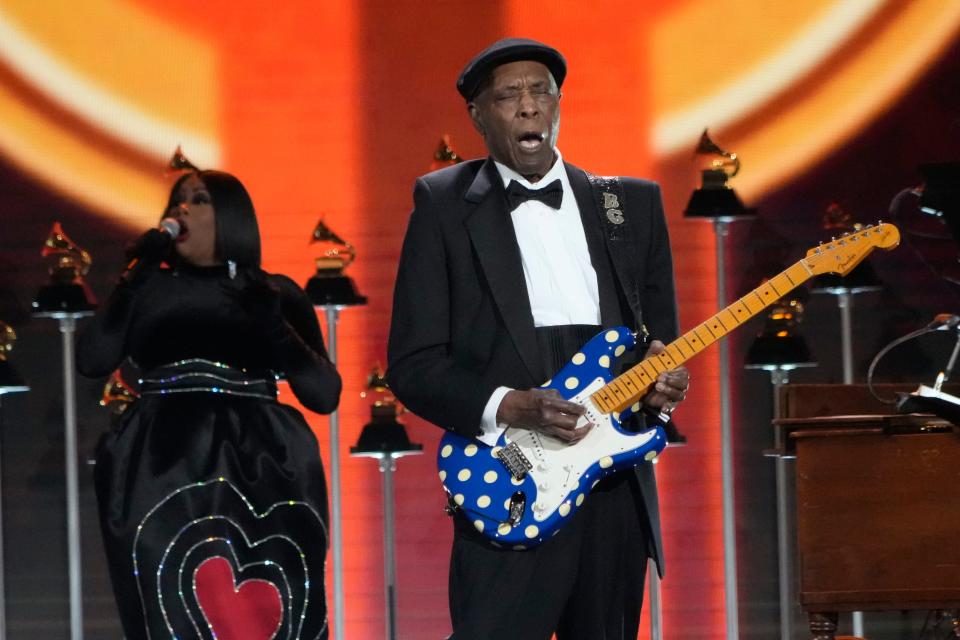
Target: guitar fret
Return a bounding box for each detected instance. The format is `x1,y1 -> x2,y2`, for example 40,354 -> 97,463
717,309 -> 739,331
639,359 -> 658,379
729,300 -> 749,321
789,262 -> 811,282
693,326 -> 714,347
758,285 -> 777,302
609,384 -> 630,404
627,368 -> 649,389
674,338 -> 695,359
651,356 -> 669,375
665,343 -> 684,364
742,294 -> 764,314
620,375 -> 639,395
593,388 -> 614,412
769,274 -> 791,298
705,320 -> 725,339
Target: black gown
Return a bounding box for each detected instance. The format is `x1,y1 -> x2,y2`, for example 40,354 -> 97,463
78,263 -> 341,640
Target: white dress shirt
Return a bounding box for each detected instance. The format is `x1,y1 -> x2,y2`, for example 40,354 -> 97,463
477,150 -> 600,444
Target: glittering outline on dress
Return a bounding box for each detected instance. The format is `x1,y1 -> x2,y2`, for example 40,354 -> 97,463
132,478 -> 328,639
160,521 -> 305,639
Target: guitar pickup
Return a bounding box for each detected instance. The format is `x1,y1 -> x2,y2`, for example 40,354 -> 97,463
496,442 -> 533,480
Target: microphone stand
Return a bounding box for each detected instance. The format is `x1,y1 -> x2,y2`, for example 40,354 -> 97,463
933,325 -> 960,392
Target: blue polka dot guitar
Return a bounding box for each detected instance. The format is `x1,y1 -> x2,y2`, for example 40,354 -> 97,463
437,223 -> 900,548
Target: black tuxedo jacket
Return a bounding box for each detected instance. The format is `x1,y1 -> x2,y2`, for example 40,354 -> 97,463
387,157 -> 679,572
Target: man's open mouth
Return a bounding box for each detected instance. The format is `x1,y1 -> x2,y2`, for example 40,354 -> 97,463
517,132 -> 545,150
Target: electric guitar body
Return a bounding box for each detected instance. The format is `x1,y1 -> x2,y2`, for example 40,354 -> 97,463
438,326 -> 667,548
436,223 -> 901,549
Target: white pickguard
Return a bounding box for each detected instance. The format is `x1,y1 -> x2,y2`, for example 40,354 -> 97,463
501,377 -> 658,521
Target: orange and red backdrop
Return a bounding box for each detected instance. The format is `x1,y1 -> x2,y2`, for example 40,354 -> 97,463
1,1 -> 959,638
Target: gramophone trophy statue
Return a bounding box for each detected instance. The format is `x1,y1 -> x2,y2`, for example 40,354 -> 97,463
32,223 -> 96,640
305,219 -> 367,307
166,144 -> 200,174
32,222 -> 97,315
100,369 -> 139,429
684,129 -> 755,640
304,219 -> 365,640
430,134 -> 464,171
0,323 -> 28,395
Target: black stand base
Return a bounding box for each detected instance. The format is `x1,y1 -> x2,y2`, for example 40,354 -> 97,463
32,284 -> 96,314
305,275 -> 367,307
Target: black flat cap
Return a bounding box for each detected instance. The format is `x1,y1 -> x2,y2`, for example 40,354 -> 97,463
457,38 -> 567,101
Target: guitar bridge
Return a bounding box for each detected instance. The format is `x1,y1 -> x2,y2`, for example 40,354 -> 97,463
496,442 -> 533,480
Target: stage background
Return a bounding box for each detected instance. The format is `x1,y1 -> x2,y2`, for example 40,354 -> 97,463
0,0 -> 958,637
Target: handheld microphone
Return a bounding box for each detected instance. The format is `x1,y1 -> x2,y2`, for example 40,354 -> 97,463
121,218 -> 181,283
158,217 -> 181,239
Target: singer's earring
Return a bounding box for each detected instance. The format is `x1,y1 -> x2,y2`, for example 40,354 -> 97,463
228,260 -> 237,280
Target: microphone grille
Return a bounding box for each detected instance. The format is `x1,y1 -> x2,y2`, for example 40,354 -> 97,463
159,218 -> 181,237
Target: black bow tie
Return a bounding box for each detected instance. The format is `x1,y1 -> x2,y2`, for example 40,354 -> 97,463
505,179 -> 564,211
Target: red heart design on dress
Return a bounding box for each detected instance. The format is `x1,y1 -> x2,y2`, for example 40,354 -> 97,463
195,556 -> 282,640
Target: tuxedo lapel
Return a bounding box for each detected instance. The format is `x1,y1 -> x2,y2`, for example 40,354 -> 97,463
464,160 -> 543,382
566,164 -> 625,328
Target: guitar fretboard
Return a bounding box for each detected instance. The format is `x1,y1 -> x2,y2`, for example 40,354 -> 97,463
590,259 -> 814,414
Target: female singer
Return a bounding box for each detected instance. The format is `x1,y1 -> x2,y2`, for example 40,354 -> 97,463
78,170 -> 340,639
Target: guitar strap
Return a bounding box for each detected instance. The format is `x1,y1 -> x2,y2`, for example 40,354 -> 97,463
586,174 -> 646,339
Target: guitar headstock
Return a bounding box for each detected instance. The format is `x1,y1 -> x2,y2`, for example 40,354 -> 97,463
804,222 -> 900,276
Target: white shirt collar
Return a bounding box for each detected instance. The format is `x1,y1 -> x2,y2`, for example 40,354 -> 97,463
493,149 -> 567,190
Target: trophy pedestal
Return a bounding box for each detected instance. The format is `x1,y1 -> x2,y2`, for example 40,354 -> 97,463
31,310 -> 93,640
31,283 -> 96,315
309,279 -> 366,640
351,411 -> 421,640
684,186 -> 756,220
684,207 -> 754,640
305,274 -> 367,307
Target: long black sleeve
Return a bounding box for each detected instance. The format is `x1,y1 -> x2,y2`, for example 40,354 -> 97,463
268,275 -> 342,414
76,281 -> 139,378
387,178 -> 499,437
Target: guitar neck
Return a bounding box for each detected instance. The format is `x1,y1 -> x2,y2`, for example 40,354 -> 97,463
590,258 -> 815,414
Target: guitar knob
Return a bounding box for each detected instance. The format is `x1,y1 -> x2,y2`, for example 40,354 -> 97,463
537,462 -> 551,472
538,482 -> 550,492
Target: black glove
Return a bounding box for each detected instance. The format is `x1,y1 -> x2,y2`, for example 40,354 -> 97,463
120,228 -> 174,286
230,268 -> 285,332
